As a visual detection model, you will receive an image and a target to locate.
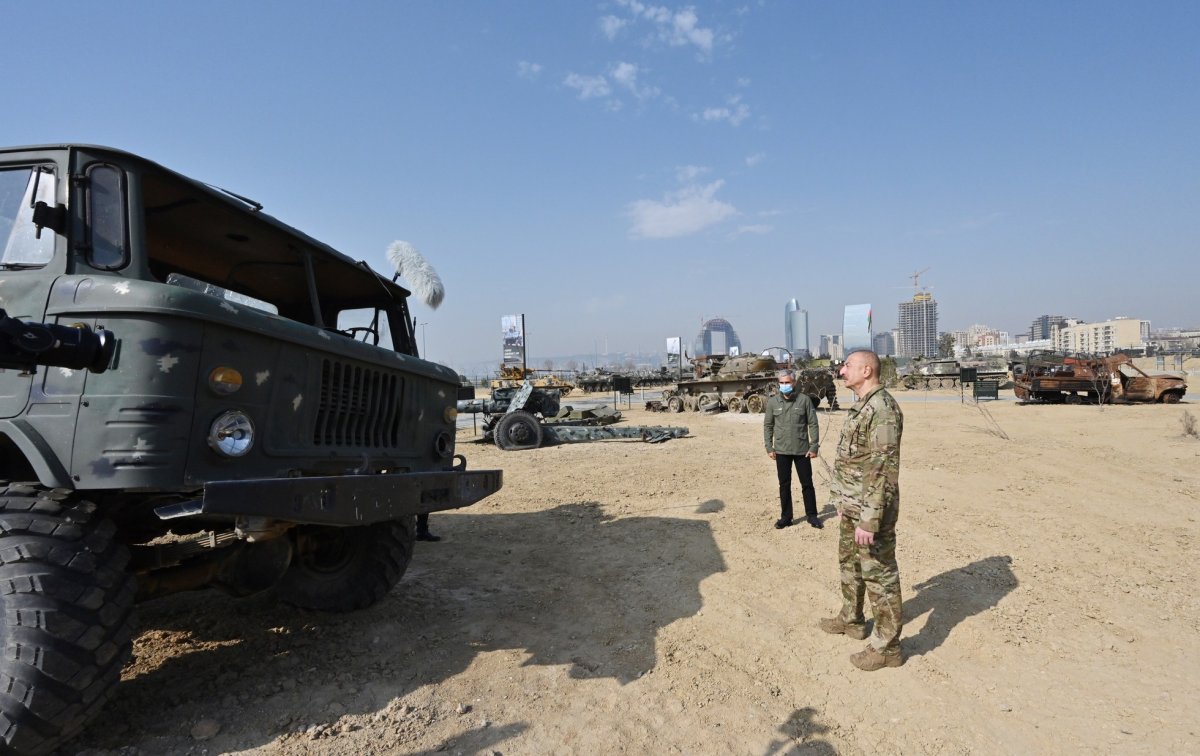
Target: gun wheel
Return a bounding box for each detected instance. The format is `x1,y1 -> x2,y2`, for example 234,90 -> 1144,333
726,396 -> 745,413
666,396 -> 684,413
495,410 -> 544,450
745,394 -> 767,413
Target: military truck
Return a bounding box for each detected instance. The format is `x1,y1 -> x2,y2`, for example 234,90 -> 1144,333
0,145 -> 502,754
660,351 -> 838,413
1013,351 -> 1187,404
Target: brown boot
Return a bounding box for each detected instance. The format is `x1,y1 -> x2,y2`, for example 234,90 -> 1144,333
849,647 -> 903,671
817,617 -> 869,640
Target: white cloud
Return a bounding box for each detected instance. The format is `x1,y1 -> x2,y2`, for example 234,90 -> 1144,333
736,77 -> 751,88
675,164 -> 708,182
627,180 -> 737,239
744,152 -> 765,167
564,72 -> 612,100
599,15 -> 626,40
697,95 -> 750,126
614,0 -> 716,55
609,61 -> 660,100
517,61 -> 543,80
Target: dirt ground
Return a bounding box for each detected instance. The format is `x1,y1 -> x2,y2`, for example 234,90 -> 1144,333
67,388 -> 1200,756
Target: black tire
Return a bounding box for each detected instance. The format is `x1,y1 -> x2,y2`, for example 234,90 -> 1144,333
276,517 -> 416,612
494,411 -> 543,450
0,484 -> 135,756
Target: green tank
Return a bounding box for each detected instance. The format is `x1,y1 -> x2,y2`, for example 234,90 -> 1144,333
660,352 -> 838,413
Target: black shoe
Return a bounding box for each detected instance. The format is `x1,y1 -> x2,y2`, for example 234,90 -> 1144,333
774,518 -> 792,529
416,531 -> 442,542
806,516 -> 824,529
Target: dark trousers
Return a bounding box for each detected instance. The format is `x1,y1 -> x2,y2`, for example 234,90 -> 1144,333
775,454 -> 817,521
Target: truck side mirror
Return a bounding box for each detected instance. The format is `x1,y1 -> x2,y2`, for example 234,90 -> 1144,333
31,201 -> 67,238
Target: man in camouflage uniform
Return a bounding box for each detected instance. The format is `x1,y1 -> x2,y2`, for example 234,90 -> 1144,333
818,349 -> 905,670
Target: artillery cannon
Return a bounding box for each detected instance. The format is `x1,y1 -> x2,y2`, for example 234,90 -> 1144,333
458,381 -> 688,450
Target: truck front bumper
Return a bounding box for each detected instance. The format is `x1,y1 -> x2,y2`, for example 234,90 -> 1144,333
155,468 -> 503,526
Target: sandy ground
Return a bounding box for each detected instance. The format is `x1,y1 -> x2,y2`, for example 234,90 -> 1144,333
67,388 -> 1200,756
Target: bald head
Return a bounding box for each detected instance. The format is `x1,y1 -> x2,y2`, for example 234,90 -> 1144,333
847,349 -> 881,375
840,349 -> 882,393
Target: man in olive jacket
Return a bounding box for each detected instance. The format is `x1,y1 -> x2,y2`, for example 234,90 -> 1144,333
763,369 -> 822,530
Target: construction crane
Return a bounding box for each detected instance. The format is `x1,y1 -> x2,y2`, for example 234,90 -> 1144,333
910,267 -> 930,291
909,267 -> 932,300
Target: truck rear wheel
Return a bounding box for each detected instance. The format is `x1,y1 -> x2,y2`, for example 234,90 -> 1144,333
276,517 -> 416,612
0,484 -> 135,756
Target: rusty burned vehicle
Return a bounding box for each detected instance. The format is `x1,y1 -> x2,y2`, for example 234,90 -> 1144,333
0,144 -> 502,754
1013,351 -> 1187,404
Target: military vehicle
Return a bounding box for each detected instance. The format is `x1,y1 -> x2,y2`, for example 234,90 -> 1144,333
1013,351 -> 1187,404
899,356 -> 1008,390
0,144 -> 502,754
575,367 -> 616,393
489,364 -> 574,395
660,351 -> 838,413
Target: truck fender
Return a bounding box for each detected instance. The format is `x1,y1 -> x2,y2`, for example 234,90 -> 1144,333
0,419 -> 73,488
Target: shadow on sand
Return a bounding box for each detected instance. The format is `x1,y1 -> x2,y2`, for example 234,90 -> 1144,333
903,555 -> 1017,657
68,501 -> 726,753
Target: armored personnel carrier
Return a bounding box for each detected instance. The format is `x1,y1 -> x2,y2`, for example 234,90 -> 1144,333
489,364 -> 574,395
660,352 -> 838,413
0,144 -> 502,754
900,356 -> 1008,390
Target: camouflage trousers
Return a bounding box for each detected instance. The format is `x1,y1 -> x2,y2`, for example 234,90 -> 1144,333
837,512 -> 902,654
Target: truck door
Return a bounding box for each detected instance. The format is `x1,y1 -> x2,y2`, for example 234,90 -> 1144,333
0,161 -> 63,418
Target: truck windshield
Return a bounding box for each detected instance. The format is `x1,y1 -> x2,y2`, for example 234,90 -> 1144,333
0,167 -> 56,267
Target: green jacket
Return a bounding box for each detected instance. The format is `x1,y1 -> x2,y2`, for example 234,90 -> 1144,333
763,391 -> 820,456
829,385 -> 903,533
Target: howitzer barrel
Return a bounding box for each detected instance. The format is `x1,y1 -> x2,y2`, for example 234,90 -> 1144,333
543,425 -> 689,444
457,398 -> 509,414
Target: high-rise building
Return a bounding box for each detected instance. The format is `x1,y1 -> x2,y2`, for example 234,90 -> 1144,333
692,317 -> 742,357
783,299 -> 809,357
897,294 -> 938,358
1053,316 -> 1150,354
819,334 -> 843,360
843,303 -> 873,352
872,331 -> 895,356
1030,314 -> 1069,341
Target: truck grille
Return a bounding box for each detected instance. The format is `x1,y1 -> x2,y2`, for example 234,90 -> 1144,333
314,359 -> 404,447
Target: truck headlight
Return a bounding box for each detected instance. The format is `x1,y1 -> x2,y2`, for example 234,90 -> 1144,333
208,410 -> 254,457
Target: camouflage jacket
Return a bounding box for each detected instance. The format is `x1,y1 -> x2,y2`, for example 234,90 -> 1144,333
830,385 -> 903,533
763,392 -> 819,456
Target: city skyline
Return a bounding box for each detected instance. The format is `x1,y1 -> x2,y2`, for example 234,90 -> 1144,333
4,3 -> 1196,369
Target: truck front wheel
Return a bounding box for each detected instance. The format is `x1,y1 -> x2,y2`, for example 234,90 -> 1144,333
0,484 -> 135,756
275,517 -> 416,612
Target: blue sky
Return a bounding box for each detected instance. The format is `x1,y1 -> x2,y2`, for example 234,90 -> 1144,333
5,1 -> 1197,372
